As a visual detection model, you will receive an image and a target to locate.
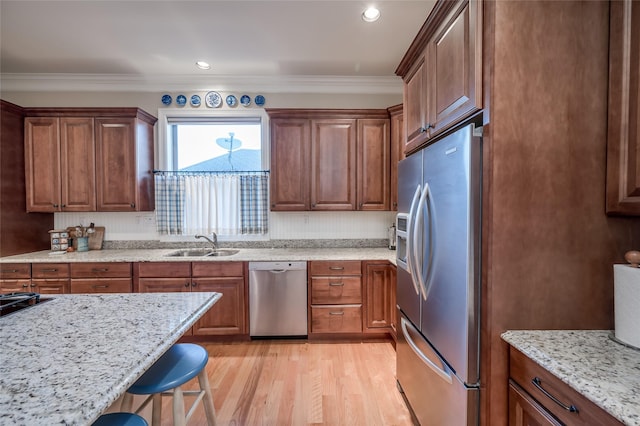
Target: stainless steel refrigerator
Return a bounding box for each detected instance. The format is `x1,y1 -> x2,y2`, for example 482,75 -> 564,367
395,122 -> 482,425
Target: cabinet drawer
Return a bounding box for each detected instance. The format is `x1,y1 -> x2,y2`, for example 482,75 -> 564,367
70,262 -> 131,278
32,263 -> 69,278
309,260 -> 361,276
139,277 -> 191,292
311,276 -> 362,304
0,279 -> 31,293
0,263 -> 30,279
191,262 -> 243,277
510,347 -> 623,425
137,262 -> 191,278
311,305 -> 362,333
70,278 -> 132,293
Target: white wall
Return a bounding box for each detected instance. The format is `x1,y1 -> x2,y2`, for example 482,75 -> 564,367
8,90 -> 401,242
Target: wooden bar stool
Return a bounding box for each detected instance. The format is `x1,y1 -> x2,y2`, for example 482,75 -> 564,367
121,343 -> 217,426
92,412 -> 148,426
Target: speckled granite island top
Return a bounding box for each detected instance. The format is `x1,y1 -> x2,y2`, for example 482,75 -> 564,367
0,247 -> 397,264
502,330 -> 640,425
0,292 -> 221,426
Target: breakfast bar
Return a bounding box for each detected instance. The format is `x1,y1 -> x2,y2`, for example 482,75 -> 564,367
0,292 -> 221,425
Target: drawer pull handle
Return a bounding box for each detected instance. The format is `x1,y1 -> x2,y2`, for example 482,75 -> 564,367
532,377 -> 578,413
41,268 -> 58,272
3,269 -> 19,273
22,283 -> 29,288
93,285 -> 109,289
92,268 -> 109,272
329,267 -> 344,271
329,311 -> 345,316
329,282 -> 344,286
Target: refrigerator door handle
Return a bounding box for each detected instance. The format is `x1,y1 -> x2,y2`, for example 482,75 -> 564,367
422,183 -> 437,300
413,183 -> 431,300
401,317 -> 453,384
406,185 -> 422,297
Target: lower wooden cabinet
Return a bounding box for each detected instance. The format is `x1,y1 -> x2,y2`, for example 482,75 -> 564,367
70,262 -> 132,293
363,261 -> 394,333
509,381 -> 562,426
309,260 -> 363,335
508,347 -> 623,425
136,261 -> 247,336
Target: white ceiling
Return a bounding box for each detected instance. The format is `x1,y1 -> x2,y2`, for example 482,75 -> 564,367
0,0 -> 435,93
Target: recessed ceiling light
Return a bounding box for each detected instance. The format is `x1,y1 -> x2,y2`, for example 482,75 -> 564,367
362,7 -> 380,22
195,61 -> 211,70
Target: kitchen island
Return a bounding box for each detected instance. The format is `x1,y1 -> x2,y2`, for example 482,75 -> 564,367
0,292 -> 221,425
502,330 -> 640,425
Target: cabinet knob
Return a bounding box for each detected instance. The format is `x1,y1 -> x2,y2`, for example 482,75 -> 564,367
130,203 -> 135,208
53,204 -> 59,208
427,123 -> 435,130
61,204 -> 66,208
192,282 -> 198,287
184,282 -> 190,287
271,204 -> 275,208
312,203 -> 316,208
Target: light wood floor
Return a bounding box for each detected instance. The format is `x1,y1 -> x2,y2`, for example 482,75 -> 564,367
111,340 -> 414,426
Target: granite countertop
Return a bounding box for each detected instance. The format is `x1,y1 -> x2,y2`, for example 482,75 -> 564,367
0,292 -> 221,425
0,247 -> 397,265
502,330 -> 640,426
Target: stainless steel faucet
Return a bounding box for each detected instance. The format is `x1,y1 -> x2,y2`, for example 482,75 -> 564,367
195,233 -> 218,250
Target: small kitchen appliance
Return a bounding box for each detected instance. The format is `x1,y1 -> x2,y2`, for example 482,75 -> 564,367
388,223 -> 396,250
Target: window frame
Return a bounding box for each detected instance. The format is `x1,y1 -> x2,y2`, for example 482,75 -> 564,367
157,108 -> 270,172
156,108 -> 271,242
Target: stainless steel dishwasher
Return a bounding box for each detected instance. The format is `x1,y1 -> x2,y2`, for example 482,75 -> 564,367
249,261 -> 308,337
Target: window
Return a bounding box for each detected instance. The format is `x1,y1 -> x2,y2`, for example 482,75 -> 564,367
155,110 -> 270,237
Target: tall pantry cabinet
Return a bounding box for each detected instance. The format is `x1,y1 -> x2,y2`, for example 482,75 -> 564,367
480,1 -> 640,424
397,0 -> 640,425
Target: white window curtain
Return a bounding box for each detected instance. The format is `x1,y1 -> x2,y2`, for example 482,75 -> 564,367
183,174 -> 240,235
155,172 -> 269,236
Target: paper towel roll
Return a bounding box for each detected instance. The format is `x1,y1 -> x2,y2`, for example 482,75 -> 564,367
614,264 -> 640,349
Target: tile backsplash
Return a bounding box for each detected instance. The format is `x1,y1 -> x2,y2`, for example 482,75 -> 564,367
55,211 -> 395,242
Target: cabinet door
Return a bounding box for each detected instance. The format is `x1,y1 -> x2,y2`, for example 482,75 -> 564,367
60,118 -> 96,211
95,118 -> 137,211
363,262 -> 393,331
270,118 -> 311,210
428,0 -> 482,135
357,119 -> 390,210
606,0 -> 640,215
24,117 -> 60,212
31,279 -> 69,294
403,54 -> 430,154
311,119 -> 357,210
389,106 -> 404,211
509,381 -> 562,426
191,277 -> 246,335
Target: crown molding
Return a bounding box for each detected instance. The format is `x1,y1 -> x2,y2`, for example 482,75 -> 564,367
0,73 -> 403,95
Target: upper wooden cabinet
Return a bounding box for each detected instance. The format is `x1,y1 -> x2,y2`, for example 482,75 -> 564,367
25,117 -> 96,212
311,119 -> 357,210
388,104 -> 404,211
24,108 -> 156,212
606,0 -> 640,215
357,119 -> 390,210
267,109 -> 390,211
270,119 -> 311,210
396,0 -> 482,154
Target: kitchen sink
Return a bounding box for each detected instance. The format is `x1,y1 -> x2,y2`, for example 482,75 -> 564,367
165,248 -> 240,257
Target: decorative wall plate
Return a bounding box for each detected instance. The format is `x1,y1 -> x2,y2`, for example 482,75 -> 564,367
205,91 -> 222,108
240,95 -> 251,107
254,95 -> 266,106
161,94 -> 172,105
226,95 -> 237,107
190,94 -> 201,107
176,95 -> 187,106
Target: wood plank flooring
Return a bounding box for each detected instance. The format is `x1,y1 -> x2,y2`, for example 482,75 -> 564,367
112,340 -> 414,426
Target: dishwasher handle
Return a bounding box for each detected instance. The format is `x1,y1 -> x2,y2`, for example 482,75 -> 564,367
269,269 -> 287,274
